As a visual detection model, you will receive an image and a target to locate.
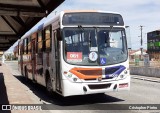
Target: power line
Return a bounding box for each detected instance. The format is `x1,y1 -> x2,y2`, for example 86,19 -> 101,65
139,25 -> 144,46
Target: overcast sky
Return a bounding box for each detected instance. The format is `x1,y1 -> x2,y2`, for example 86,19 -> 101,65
7,0 -> 160,52
50,0 -> 160,50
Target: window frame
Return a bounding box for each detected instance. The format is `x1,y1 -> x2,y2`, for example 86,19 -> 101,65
44,25 -> 52,52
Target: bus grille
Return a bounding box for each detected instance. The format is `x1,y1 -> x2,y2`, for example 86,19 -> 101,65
88,83 -> 111,89
78,70 -> 102,75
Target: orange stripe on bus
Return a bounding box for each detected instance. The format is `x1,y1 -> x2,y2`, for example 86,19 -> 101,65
69,68 -> 102,79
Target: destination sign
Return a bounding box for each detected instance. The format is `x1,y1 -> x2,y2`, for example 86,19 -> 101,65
62,12 -> 124,26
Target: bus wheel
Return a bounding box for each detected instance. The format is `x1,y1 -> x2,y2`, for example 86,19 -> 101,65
24,67 -> 28,81
46,76 -> 53,95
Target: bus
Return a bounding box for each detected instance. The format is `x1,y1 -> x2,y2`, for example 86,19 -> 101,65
18,10 -> 130,97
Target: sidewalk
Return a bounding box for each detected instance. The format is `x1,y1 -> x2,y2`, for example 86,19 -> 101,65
0,63 -> 50,113
0,63 -> 41,104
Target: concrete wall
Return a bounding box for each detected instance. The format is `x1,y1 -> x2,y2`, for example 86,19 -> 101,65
130,66 -> 160,78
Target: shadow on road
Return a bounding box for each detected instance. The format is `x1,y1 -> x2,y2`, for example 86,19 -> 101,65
13,75 -> 124,106
0,73 -> 11,113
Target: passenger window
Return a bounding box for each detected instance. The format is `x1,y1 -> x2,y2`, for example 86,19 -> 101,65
23,38 -> 28,54
44,26 -> 52,51
28,37 -> 31,54
37,31 -> 43,52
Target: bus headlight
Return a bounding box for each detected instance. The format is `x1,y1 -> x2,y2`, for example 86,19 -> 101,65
64,72 -> 82,83
120,74 -> 125,79
117,70 -> 128,80
124,70 -> 128,74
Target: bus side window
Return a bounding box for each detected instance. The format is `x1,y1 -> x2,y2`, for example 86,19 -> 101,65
37,31 -> 43,53
26,38 -> 28,54
28,37 -> 31,54
44,26 -> 52,52
23,38 -> 29,54
31,33 -> 37,53
54,31 -> 58,58
24,39 -> 26,54
20,41 -> 23,55
18,42 -> 19,55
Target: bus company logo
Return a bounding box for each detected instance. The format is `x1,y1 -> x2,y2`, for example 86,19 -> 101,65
67,52 -> 82,62
109,74 -> 118,78
97,77 -> 102,81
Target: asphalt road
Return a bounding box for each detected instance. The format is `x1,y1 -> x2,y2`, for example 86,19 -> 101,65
3,61 -> 160,113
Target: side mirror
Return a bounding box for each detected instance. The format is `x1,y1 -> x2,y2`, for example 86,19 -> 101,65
125,26 -> 132,49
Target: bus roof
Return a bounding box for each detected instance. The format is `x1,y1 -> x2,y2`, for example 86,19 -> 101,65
63,10 -> 121,15
20,10 -> 123,40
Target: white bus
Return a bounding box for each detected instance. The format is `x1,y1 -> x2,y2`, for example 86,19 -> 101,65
18,10 -> 130,97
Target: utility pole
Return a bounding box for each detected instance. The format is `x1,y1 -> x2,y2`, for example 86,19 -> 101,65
139,25 -> 144,60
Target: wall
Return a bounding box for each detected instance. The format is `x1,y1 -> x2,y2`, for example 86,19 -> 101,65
130,66 -> 160,78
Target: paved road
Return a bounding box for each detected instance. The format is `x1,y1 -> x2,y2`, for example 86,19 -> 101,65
3,61 -> 160,113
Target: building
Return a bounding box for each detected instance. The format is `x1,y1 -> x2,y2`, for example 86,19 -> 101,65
129,49 -> 147,61
147,29 -> 160,60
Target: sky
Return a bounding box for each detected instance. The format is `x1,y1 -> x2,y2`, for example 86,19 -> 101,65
50,0 -> 160,50
7,0 -> 160,52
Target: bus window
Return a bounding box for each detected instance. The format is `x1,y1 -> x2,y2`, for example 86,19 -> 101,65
28,37 -> 31,54
44,26 -> 52,51
31,33 -> 37,53
23,39 -> 26,54
26,38 -> 28,54
37,31 -> 43,52
23,38 -> 28,54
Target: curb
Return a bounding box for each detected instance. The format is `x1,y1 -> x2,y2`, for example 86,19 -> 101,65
131,76 -> 160,83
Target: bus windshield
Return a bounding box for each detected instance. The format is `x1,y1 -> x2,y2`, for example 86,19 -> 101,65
63,27 -> 128,66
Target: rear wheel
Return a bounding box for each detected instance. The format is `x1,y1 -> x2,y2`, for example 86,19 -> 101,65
24,67 -> 28,81
46,76 -> 53,95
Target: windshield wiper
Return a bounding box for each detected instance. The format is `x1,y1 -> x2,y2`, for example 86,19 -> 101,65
78,25 -> 84,31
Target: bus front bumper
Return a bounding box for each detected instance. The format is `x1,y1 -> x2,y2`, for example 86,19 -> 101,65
61,76 -> 130,97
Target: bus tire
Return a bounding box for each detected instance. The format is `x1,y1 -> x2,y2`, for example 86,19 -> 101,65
46,75 -> 53,95
24,67 -> 28,81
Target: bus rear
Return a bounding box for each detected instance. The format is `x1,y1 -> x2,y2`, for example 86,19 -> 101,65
59,11 -> 130,96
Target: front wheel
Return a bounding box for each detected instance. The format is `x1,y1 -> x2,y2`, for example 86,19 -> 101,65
46,76 -> 53,95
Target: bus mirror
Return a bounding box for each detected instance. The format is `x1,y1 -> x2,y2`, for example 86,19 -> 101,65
125,26 -> 131,49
